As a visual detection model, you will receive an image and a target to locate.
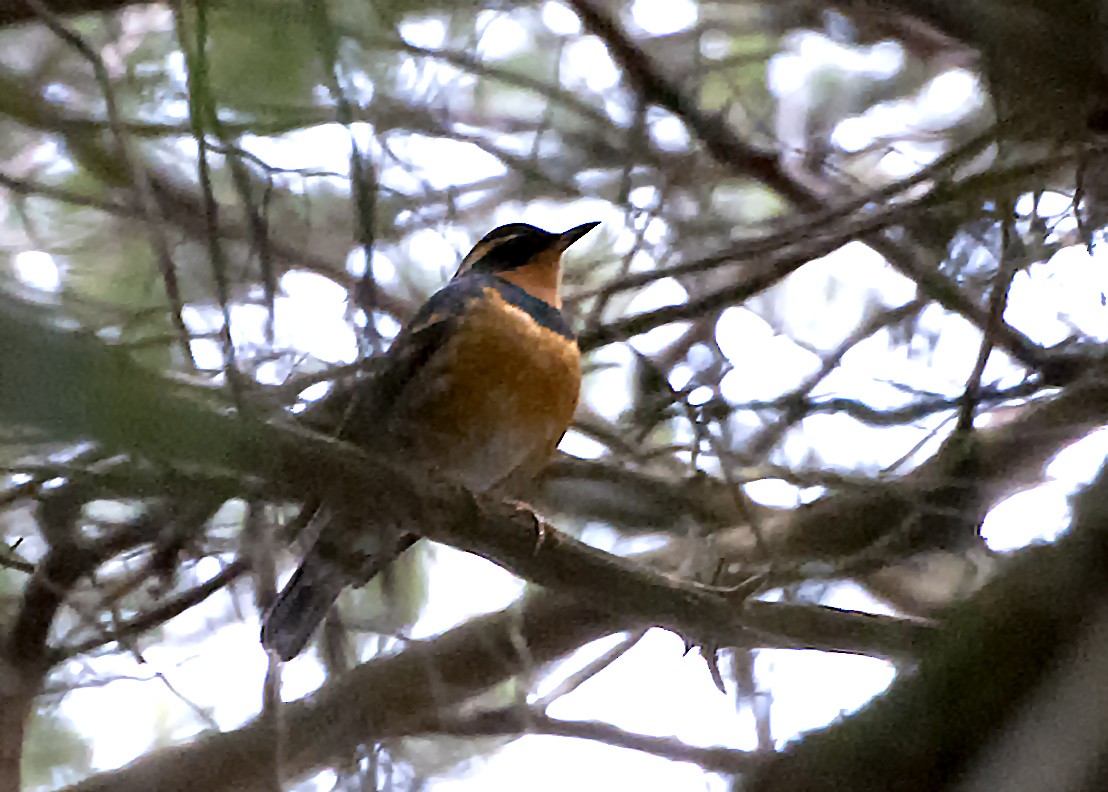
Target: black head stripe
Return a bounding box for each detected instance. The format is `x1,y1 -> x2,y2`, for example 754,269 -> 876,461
478,223 -> 549,244
457,223 -> 558,276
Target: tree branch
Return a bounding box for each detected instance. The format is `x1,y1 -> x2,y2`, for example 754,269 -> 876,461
1,496 -> 150,789
566,0 -> 1052,373
761,358 -> 1108,564
746,457 -> 1108,791
51,559 -> 249,661
409,707 -> 761,775
0,288 -> 931,663
0,0 -> 139,28
566,0 -> 818,209
61,593 -> 616,792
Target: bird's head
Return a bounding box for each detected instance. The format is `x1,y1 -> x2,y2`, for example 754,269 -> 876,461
455,221 -> 599,307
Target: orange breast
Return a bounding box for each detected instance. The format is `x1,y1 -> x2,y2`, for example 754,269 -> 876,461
386,287 -> 580,494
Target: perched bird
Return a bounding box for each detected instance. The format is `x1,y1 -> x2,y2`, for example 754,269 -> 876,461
261,221 -> 599,660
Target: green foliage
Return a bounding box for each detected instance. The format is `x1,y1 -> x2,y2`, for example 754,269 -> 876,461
197,0 -> 324,112
3,0 -> 1107,788
699,33 -> 773,121
22,708 -> 93,790
711,178 -> 786,225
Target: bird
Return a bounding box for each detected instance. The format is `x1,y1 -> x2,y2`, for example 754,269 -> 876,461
261,220 -> 599,661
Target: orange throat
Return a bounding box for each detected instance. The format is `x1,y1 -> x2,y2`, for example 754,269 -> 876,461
497,250 -> 564,308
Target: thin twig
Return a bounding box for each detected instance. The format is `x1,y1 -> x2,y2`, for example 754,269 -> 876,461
566,0 -> 817,207
746,298 -> 927,459
53,559 -> 248,660
534,629 -> 647,709
306,0 -> 382,350
958,200 -> 1021,432
22,0 -> 196,369
423,707 -> 762,775
172,0 -> 241,393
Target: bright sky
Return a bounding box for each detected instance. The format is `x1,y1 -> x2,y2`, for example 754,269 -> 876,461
6,2 -> 1108,790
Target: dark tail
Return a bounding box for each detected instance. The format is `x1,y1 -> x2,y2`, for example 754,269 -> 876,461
261,532 -> 421,660
261,550 -> 346,661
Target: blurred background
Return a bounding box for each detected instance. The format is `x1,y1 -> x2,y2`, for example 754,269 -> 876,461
2,0 -> 1108,790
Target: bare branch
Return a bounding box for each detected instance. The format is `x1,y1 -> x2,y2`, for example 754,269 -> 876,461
61,593 -> 617,792
745,460 -> 1108,792
0,288 -> 932,662
566,0 -> 818,208
52,559 -> 248,660
23,0 -> 196,367
0,0 -> 139,28
413,706 -> 761,775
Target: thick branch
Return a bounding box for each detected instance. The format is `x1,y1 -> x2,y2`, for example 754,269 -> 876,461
63,592 -> 615,792
1,499 -> 149,788
445,495 -> 930,659
765,359 -> 1108,563
1,543 -> 90,788
746,458 -> 1108,791
0,292 -> 931,662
